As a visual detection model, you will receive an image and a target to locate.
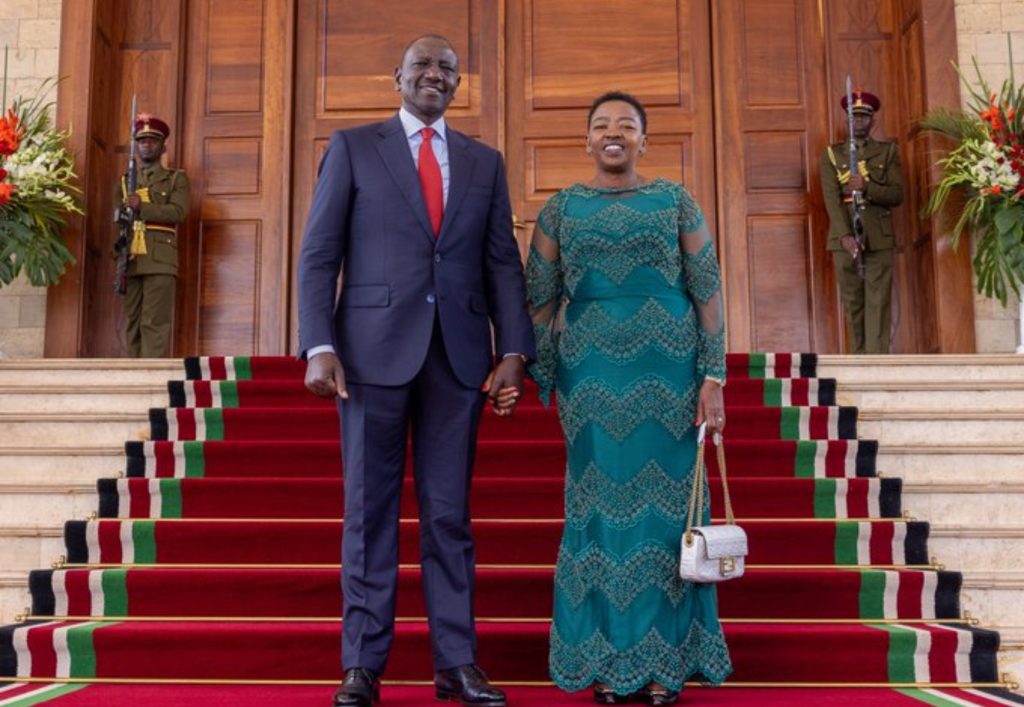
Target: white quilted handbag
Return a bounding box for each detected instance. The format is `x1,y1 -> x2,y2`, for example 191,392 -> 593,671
679,424 -> 748,583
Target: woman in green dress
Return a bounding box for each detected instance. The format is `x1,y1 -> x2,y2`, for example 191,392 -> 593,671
527,92 -> 732,705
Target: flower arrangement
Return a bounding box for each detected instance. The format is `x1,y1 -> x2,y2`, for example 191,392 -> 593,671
0,73 -> 81,288
921,44 -> 1024,306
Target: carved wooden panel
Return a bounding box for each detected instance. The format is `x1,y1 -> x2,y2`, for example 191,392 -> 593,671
198,221 -> 260,352
206,0 -> 265,114
506,0 -> 716,240
204,138 -> 262,195
715,0 -> 835,352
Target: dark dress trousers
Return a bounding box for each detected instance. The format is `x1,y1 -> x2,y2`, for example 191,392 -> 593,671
297,114 -> 535,674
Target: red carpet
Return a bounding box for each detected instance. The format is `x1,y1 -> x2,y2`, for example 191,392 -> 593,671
1,353 -> 1021,705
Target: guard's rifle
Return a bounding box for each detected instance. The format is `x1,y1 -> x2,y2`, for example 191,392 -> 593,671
113,95 -> 138,295
846,75 -> 866,279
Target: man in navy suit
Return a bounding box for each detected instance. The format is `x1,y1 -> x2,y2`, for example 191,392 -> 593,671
298,34 -> 535,707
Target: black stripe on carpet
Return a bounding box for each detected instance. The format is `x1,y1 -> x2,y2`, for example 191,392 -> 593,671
935,570 -> 962,620
965,624 -> 1001,683
904,521 -> 930,565
168,381 -> 186,408
878,478 -> 902,518
184,357 -> 202,380
125,441 -> 145,477
856,440 -> 878,477
28,570 -> 55,616
817,379 -> 837,406
837,407 -> 858,439
150,408 -> 169,441
97,479 -> 119,518
64,521 -> 88,564
799,353 -> 817,378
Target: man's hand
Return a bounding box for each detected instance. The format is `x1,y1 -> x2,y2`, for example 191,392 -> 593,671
305,351 -> 348,400
125,193 -> 143,210
848,172 -> 866,193
840,234 -> 860,259
696,378 -> 725,437
482,356 -> 525,417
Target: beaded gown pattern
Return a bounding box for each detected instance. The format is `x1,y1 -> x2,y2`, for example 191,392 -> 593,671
526,179 -> 732,693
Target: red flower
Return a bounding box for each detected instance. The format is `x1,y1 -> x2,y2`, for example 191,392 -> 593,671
0,181 -> 16,206
0,110 -> 23,156
0,167 -> 6,181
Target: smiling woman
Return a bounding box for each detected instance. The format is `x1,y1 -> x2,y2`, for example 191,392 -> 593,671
527,92 -> 731,705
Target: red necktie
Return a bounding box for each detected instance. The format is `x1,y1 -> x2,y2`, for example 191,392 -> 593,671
418,127 -> 444,236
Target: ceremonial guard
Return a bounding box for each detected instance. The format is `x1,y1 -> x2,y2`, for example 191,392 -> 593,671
116,115 -> 190,357
820,89 -> 904,354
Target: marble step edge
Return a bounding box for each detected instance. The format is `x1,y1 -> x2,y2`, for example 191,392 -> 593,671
0,384 -> 165,394
0,446 -> 123,457
931,526 -> 1024,539
880,443 -> 1024,455
818,354 -> 1024,367
0,360 -> 181,371
859,410 -> 1024,420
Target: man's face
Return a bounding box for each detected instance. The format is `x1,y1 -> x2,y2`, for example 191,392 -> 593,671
394,37 -> 461,124
136,136 -> 165,164
851,112 -> 874,140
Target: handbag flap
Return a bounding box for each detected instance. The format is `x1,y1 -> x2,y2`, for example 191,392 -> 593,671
693,525 -> 748,559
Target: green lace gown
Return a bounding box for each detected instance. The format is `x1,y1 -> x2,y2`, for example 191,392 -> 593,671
526,178 -> 733,694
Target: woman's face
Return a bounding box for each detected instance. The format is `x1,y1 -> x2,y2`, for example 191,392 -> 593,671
586,100 -> 647,173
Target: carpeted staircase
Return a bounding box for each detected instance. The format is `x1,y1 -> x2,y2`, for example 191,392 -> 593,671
0,353 -> 1021,706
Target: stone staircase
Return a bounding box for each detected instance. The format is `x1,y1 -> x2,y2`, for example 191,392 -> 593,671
0,355 -> 1022,683
819,354 -> 1024,681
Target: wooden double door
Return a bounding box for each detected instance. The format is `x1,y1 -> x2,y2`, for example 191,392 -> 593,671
50,0 -> 971,357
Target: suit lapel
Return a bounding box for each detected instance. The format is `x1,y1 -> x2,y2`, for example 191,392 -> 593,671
436,129 -> 475,244
375,115 -> 435,241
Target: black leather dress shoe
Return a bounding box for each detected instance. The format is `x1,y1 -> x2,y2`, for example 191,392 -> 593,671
333,667 -> 380,706
434,664 -> 507,706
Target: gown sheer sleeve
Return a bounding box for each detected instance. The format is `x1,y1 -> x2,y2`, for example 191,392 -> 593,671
677,187 -> 727,384
525,192 -> 565,405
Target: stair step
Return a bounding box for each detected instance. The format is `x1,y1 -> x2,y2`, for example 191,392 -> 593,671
0,385 -> 167,414
0,573 -> 30,626
0,413 -> 149,447
858,411 -> 1024,445
902,483 -> 1024,526
0,447 -> 123,483
0,484 -> 95,525
837,381 -> 1024,411
930,527 -> 1024,572
61,519 -> 930,567
0,360 -> 180,386
878,445 -> 1024,483
961,573 -> 1024,631
0,620 -> 998,683
27,567 -> 961,622
0,526 -> 66,574
818,355 -> 1024,383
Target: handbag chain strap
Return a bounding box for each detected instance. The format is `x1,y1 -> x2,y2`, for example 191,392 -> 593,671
684,430 -> 736,546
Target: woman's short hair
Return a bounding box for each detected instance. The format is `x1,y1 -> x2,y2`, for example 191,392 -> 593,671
587,91 -> 648,133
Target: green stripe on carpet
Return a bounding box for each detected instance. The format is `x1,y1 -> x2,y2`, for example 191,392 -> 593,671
780,407 -> 800,440
859,570 -> 886,620
132,522 -> 157,564
100,569 -> 128,617
159,479 -> 182,519
814,478 -> 837,518
220,381 -> 240,408
67,622 -> 102,678
203,409 -> 224,441
234,357 -> 252,381
184,441 -> 205,478
748,353 -> 766,378
834,521 -> 860,565
873,623 -> 918,684
763,379 -> 782,406
895,689 -> 972,706
1,684 -> 87,706
794,440 -> 817,478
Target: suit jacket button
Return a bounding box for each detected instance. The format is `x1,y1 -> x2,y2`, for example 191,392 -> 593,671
434,254 -> 441,263
426,294 -> 436,304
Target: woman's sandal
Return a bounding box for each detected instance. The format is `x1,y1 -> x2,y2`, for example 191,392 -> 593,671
592,683 -> 632,704
638,684 -> 679,706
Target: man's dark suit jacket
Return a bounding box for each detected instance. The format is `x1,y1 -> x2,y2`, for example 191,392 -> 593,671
298,114 -> 535,386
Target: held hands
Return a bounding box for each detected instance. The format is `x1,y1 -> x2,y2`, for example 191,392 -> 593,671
305,351 -> 348,400
848,172 -> 866,193
695,378 -> 725,439
125,193 -> 143,210
840,234 -> 861,259
482,355 -> 526,417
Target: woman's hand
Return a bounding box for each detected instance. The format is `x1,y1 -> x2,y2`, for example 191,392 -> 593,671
696,378 -> 725,438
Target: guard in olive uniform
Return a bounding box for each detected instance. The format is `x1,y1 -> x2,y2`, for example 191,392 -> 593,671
820,90 -> 904,354
119,116 -> 189,357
